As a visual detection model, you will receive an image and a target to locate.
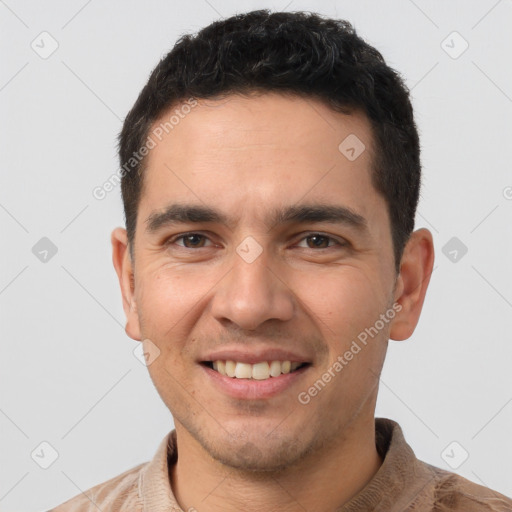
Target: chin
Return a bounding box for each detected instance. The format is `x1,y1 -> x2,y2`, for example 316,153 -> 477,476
196,424 -> 316,473
172,401 -> 324,472
209,440 -> 307,473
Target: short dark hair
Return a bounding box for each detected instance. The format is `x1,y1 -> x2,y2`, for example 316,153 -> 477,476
118,9 -> 420,271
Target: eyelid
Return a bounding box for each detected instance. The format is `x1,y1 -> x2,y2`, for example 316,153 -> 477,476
166,231 -> 216,247
165,231 -> 347,249
294,232 -> 346,248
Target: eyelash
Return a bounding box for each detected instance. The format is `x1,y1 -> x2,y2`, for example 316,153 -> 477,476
165,232 -> 346,250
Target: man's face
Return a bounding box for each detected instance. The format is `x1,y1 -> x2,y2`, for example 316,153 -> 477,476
122,93 -> 402,470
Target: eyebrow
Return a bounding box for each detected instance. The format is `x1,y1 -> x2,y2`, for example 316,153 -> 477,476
145,203 -> 368,234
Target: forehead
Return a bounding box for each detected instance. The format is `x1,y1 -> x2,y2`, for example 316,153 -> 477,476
148,92 -> 373,164
139,93 -> 383,228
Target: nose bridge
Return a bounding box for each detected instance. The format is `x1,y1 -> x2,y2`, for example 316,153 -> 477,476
210,247 -> 295,330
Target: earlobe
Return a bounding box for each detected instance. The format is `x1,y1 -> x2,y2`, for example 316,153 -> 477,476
111,227 -> 142,341
389,228 -> 435,341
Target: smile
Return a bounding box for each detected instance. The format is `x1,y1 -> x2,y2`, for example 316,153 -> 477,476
203,360 -> 309,380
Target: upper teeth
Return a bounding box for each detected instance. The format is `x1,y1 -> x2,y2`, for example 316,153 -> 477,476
212,360 -> 302,380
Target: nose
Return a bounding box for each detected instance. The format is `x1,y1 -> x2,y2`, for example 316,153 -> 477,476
210,252 -> 295,331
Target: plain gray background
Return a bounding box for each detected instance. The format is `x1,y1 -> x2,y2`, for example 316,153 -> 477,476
1,1 -> 511,510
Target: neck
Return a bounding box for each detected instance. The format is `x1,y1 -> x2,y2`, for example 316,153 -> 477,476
170,412 -> 382,511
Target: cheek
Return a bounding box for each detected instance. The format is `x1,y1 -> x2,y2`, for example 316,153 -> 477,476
294,266 -> 388,340
139,259 -> 218,306
136,270 -> 202,390
135,267 -> 204,343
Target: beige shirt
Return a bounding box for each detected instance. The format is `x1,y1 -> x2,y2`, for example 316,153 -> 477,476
49,417 -> 512,511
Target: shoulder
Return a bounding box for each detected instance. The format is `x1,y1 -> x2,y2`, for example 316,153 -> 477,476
48,461 -> 148,512
421,463 -> 512,511
371,419 -> 511,511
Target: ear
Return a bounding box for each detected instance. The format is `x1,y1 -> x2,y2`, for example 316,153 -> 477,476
389,228 -> 435,341
111,227 -> 141,341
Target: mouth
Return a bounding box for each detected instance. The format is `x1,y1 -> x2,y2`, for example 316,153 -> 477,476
201,360 -> 311,380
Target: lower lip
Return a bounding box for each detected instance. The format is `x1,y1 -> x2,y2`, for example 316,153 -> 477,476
201,364 -> 309,400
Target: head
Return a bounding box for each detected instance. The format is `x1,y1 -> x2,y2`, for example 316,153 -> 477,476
119,10 -> 421,271
112,10 -> 434,472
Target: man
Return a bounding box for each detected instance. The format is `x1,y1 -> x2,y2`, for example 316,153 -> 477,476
50,9 -> 512,512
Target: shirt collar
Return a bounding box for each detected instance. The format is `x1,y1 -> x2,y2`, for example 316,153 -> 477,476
338,418 -> 437,511
139,428 -> 180,510
139,417 -> 434,512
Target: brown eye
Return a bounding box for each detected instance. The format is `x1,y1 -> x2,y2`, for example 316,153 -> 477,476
297,234 -> 340,249
183,234 -> 206,248
306,235 -> 331,249
172,233 -> 211,248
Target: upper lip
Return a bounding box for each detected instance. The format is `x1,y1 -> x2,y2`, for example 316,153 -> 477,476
199,346 -> 312,365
